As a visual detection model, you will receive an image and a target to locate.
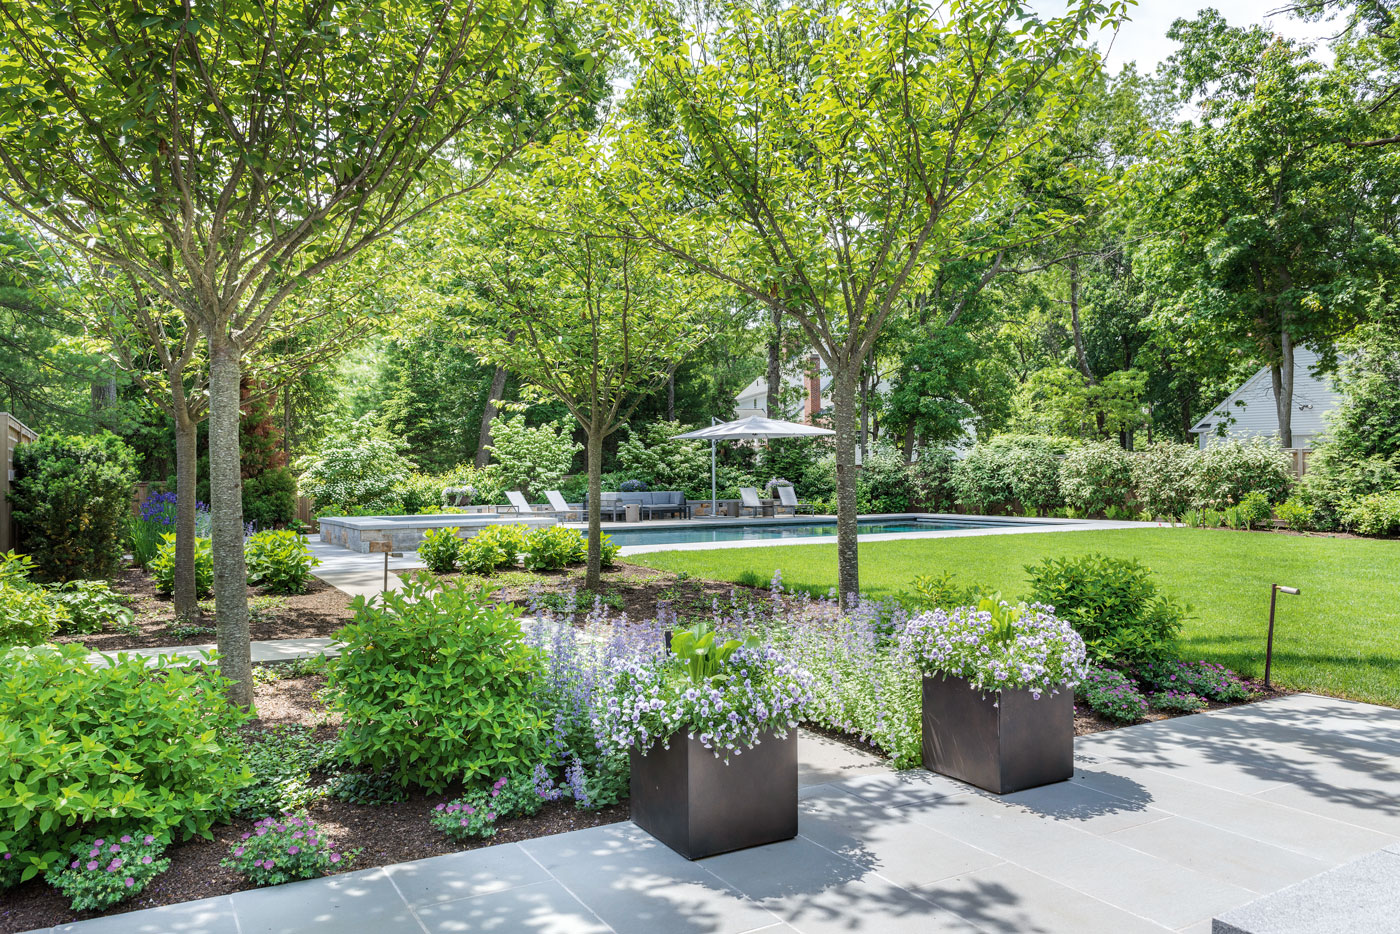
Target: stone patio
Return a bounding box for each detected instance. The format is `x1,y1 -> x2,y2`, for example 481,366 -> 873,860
24,693 -> 1400,934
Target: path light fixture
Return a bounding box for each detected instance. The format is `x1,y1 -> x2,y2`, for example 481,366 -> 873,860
1265,584 -> 1301,689
368,540 -> 404,593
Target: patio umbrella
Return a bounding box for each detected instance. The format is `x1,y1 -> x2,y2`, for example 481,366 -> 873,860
675,416 -> 835,515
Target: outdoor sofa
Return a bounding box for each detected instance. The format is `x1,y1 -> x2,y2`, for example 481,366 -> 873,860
583,490 -> 691,520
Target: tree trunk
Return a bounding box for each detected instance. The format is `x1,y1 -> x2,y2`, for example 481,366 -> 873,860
830,369 -> 861,607
666,372 -> 675,422
172,406 -> 199,620
584,427 -> 604,592
1271,329 -> 1295,449
475,365 -> 508,468
902,424 -> 916,463
766,307 -> 783,417
208,335 -> 252,709
859,369 -> 870,455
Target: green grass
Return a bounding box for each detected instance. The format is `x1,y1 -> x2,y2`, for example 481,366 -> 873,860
628,528 -> 1400,707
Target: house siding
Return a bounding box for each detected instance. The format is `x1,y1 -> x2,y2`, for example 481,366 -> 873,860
1191,347 -> 1343,451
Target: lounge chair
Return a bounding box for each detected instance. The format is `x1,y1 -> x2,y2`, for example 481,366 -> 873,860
738,487 -> 774,518
545,490 -> 581,520
776,485 -> 816,515
503,490 -> 534,514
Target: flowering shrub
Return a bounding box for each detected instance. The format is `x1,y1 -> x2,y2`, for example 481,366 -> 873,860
1059,441 -> 1134,517
1129,442 -> 1200,519
1075,666 -> 1148,723
900,599 -> 1087,698
1136,659 -> 1249,702
222,816 -> 351,886
1194,438 -> 1294,509
598,630 -> 814,762
294,416 -> 417,514
45,832 -> 170,911
1149,690 -> 1207,713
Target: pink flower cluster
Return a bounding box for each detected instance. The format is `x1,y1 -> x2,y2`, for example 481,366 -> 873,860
223,815 -> 347,886
46,830 -> 169,911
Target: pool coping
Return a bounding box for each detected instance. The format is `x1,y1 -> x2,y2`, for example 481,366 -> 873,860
600,513 -> 1167,555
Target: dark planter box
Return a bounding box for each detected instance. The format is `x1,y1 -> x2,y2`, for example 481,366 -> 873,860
630,728 -> 797,860
921,674 -> 1073,794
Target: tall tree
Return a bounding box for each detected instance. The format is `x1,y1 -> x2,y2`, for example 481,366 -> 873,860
1138,11 -> 1400,447
442,141 -> 722,588
0,0 -> 562,706
614,0 -> 1121,601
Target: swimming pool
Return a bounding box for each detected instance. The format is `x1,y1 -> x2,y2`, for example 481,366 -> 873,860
600,517 -> 1042,548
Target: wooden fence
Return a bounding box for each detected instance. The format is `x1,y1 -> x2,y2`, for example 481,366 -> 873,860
1283,448 -> 1312,478
0,413 -> 38,553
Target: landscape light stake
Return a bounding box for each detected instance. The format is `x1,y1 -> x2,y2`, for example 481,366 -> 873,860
1265,584 -> 1301,689
384,551 -> 403,593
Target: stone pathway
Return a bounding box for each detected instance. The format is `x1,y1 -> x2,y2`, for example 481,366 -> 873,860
27,693 -> 1400,934
307,537 -> 424,600
85,637 -> 340,669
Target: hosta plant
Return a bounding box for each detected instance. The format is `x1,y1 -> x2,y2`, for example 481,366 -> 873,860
150,533 -> 214,598
223,815 -> 351,886
45,832 -> 170,911
598,621 -> 815,761
899,597 -> 1088,698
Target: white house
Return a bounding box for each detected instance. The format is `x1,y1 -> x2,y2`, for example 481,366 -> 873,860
1189,346 -> 1343,451
734,354 -> 890,422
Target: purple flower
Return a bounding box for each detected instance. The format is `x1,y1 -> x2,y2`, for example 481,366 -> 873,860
120,835 -> 132,843
86,861 -> 98,870
288,846 -> 300,855
125,877 -> 135,887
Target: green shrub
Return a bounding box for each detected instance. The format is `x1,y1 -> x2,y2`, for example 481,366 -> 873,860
952,434 -> 1064,514
242,467 -> 298,530
47,580 -> 134,634
1025,552 -> 1185,669
245,530 -> 319,594
1194,438 -> 1293,509
1294,450 -> 1399,531
1129,442 -> 1201,519
1275,497 -> 1315,531
460,523 -> 532,574
0,582 -> 66,646
857,446 -> 914,513
419,527 -> 465,573
1341,491 -> 1400,537
1237,491 -> 1273,530
598,533 -> 621,568
1060,441 -> 1134,516
907,448 -> 957,512
905,571 -> 979,611
328,574 -> 548,791
229,725 -> 336,820
0,644 -> 250,883
150,533 -> 213,599
1136,659 -> 1249,702
10,432 -> 137,581
524,525 -> 588,571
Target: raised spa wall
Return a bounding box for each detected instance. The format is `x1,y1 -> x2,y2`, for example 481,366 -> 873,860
318,513 -> 557,553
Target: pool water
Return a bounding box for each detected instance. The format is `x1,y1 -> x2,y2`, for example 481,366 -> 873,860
601,517 -> 1035,548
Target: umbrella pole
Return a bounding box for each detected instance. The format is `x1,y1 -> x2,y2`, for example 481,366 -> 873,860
710,416 -> 718,517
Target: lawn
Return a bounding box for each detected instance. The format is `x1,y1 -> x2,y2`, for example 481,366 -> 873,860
627,527 -> 1400,707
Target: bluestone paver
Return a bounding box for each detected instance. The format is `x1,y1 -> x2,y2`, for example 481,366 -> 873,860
1212,846 -> 1400,934
28,694 -> 1400,934
521,823 -> 782,934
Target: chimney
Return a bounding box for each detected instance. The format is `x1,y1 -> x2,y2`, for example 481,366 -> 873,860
803,353 -> 821,423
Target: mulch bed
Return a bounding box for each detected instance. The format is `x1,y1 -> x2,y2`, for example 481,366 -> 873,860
0,671 -> 627,934
51,567 -> 356,652
430,561 -> 786,621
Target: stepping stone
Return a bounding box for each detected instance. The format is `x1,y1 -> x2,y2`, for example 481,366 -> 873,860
1213,845 -> 1400,934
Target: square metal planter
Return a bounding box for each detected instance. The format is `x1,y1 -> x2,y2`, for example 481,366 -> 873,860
629,728 -> 797,860
921,674 -> 1073,794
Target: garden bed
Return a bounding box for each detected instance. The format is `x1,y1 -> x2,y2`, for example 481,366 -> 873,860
51,567 -> 356,652
0,669 -> 626,934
